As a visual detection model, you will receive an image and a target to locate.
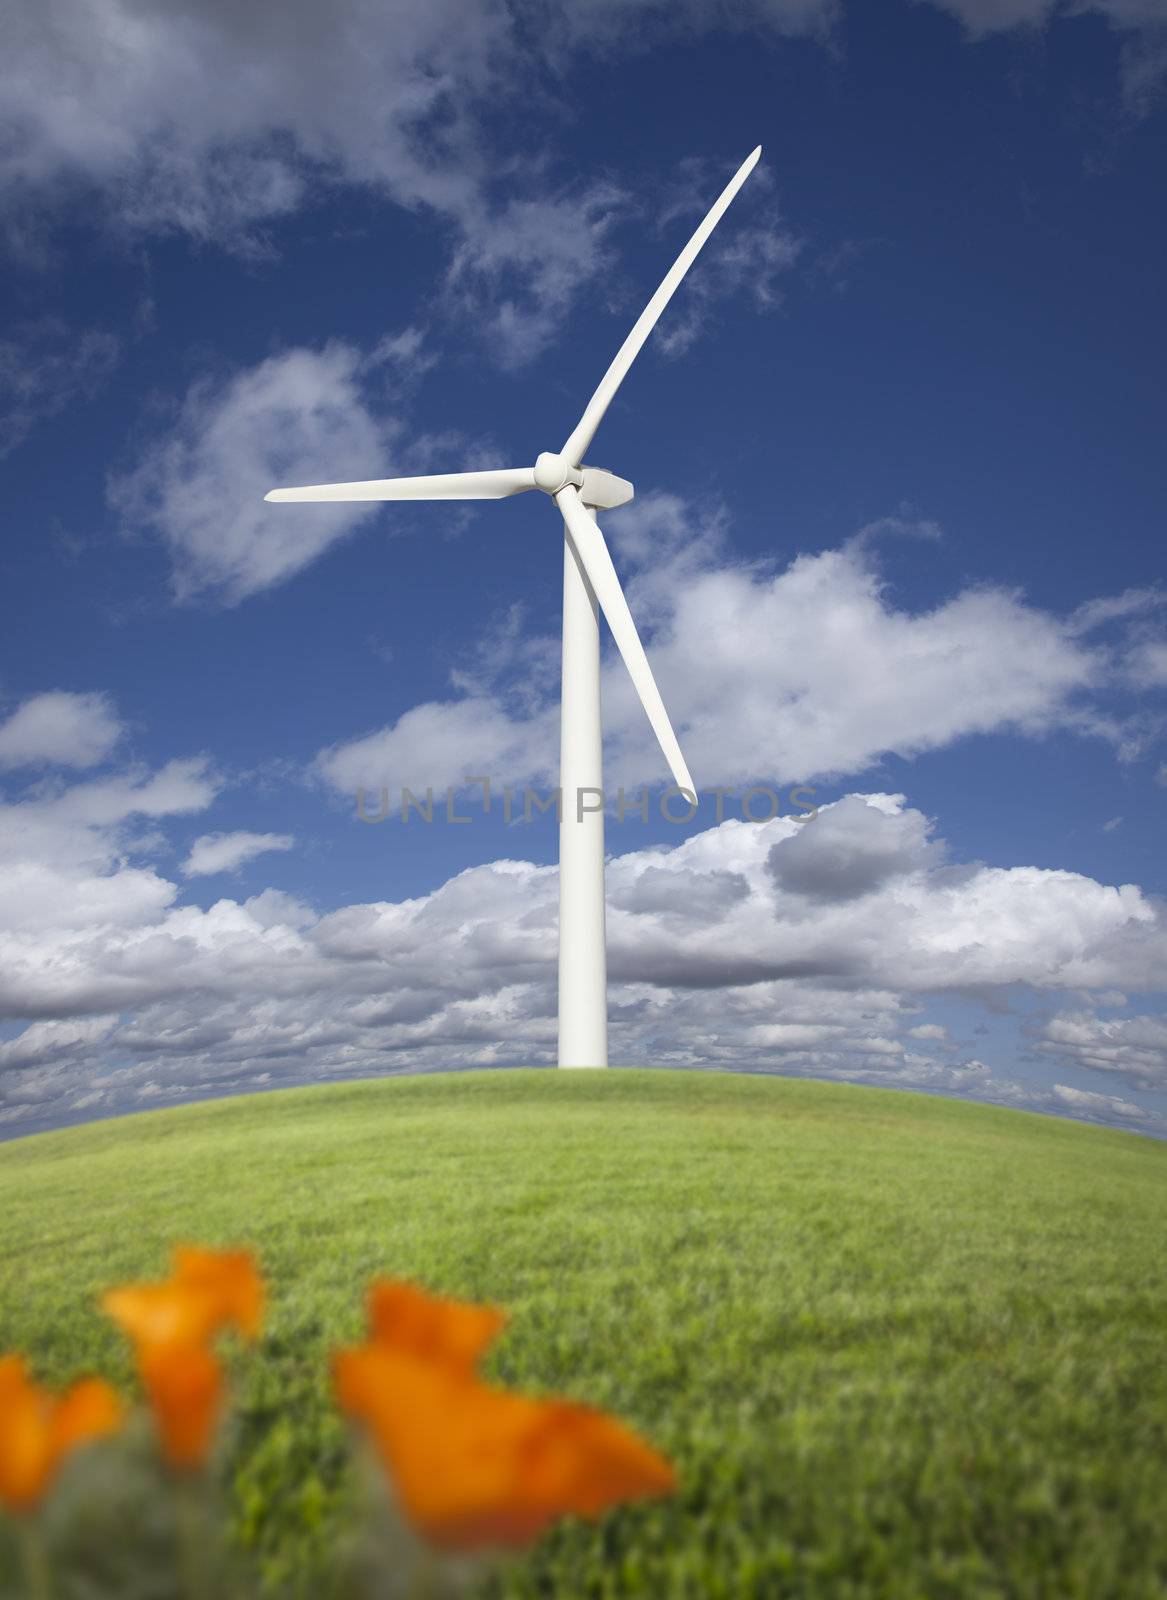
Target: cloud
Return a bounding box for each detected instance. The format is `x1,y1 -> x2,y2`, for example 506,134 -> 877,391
0,691 -> 123,770
1125,637 -> 1167,688
318,698 -> 558,798
0,321 -> 120,455
0,1 -> 830,235
0,0 -> 500,242
183,832 -> 295,877
1049,1082 -> 1153,1121
318,495 -> 1112,794
0,1015 -> 117,1072
535,0 -> 837,49
768,795 -> 943,902
1035,1009 -> 1167,1089
0,754 -> 219,940
919,0 -> 1166,34
445,181 -> 628,368
109,345 -> 395,603
2,787 -> 1165,1133
651,160 -> 803,357
0,1 -> 819,360
916,0 -> 1167,112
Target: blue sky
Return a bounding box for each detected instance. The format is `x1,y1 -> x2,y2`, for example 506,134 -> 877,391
1,0 -> 1165,1137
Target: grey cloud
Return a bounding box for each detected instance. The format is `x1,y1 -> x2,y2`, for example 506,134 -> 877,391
611,865 -> 750,920
1034,1009 -> 1167,1089
3,770 -> 1166,1134
768,795 -> 943,902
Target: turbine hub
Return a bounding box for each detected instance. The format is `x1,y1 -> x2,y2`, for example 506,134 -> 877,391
533,452 -> 583,495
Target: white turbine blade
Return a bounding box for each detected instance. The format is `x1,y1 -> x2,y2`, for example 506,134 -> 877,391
560,145 -> 761,466
557,485 -> 694,799
264,467 -> 537,503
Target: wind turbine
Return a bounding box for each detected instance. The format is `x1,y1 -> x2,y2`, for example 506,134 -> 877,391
265,146 -> 761,1069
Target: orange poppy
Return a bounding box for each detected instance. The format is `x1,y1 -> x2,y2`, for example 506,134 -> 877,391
138,1343 -> 223,1472
102,1281 -> 225,1351
334,1281 -> 676,1551
0,1356 -> 123,1514
173,1246 -> 264,1341
103,1246 -> 263,1352
366,1278 -> 507,1374
101,1246 -> 263,1471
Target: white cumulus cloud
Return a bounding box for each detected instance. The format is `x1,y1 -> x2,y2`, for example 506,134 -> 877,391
184,832 -> 295,877
0,691 -> 123,770
2,788 -> 1165,1136
317,497 -> 1116,794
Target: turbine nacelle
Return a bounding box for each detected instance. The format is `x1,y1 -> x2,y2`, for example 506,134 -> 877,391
533,452 -> 582,494
534,452 -> 635,511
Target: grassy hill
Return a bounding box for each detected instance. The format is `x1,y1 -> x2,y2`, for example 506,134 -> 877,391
1,1068 -> 1165,1598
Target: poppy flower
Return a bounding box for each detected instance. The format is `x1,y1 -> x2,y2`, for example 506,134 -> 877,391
334,1281 -> 676,1551
173,1246 -> 264,1341
102,1246 -> 263,1472
366,1278 -> 508,1373
137,1343 -> 223,1472
0,1356 -> 123,1514
101,1280 -> 226,1351
103,1247 -> 263,1352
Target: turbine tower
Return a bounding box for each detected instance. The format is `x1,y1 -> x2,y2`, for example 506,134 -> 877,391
265,146 -> 761,1068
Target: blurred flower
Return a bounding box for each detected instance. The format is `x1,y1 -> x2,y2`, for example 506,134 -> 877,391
334,1280 -> 676,1551
173,1246 -> 264,1340
367,1278 -> 508,1374
102,1246 -> 263,1472
102,1281 -> 227,1350
0,1356 -> 123,1514
138,1343 -> 223,1473
103,1247 -> 263,1350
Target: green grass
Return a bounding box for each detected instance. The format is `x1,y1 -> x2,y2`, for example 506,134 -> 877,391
1,1068 -> 1166,1598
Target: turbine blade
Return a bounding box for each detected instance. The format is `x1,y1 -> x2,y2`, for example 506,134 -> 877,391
264,467 -> 537,503
557,485 -> 695,799
560,145 -> 762,466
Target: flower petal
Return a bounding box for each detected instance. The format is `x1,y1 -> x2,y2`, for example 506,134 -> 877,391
173,1246 -> 264,1340
367,1279 -> 507,1372
0,1358 -> 124,1513
50,1379 -> 124,1457
334,1341 -> 675,1551
0,1358 -> 53,1514
102,1283 -> 222,1349
140,1344 -> 222,1471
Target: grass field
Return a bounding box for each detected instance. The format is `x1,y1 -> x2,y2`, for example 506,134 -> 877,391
1,1068 -> 1165,1598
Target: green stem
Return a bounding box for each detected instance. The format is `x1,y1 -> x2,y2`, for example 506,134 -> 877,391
407,1549 -> 441,1600
175,1477 -> 209,1600
18,1520 -> 53,1600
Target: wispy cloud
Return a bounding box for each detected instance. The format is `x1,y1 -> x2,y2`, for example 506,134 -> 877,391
916,0 -> 1167,113
0,0 -> 824,369
183,831 -> 295,877
108,344 -> 398,603
0,321 -> 120,456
